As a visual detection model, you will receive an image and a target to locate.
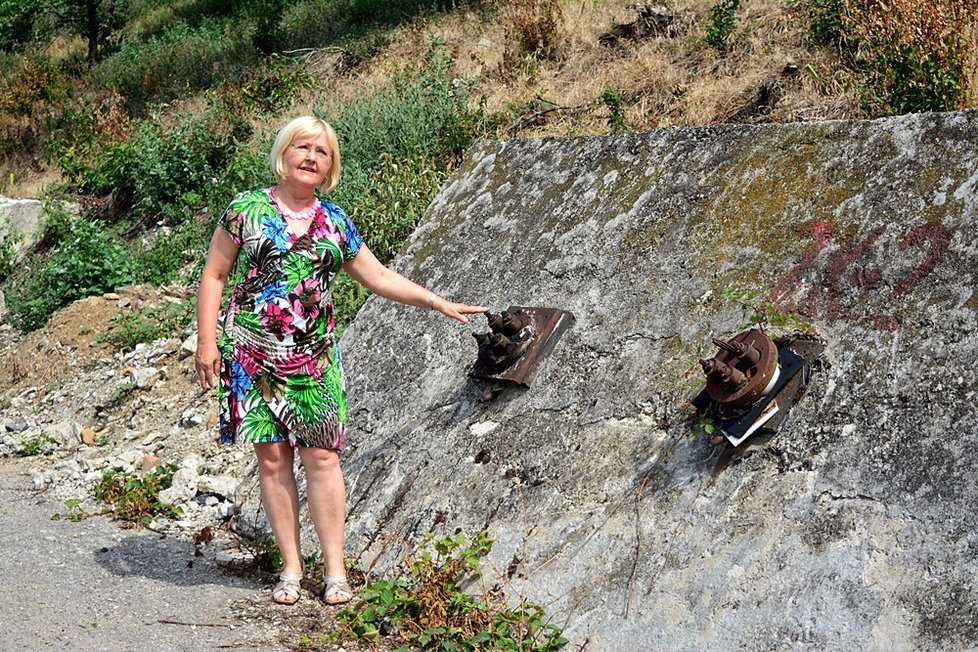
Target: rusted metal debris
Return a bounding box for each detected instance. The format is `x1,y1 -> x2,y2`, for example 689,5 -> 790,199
470,306 -> 575,387
700,329 -> 780,409
694,330 -> 825,446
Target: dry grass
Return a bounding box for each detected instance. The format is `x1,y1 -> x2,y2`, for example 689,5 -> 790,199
321,0 -> 864,139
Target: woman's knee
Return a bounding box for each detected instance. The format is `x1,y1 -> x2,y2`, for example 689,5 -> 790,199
254,442 -> 295,475
299,447 -> 341,476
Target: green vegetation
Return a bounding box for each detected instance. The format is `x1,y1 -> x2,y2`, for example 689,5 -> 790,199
98,299 -> 196,352
325,532 -> 567,652
103,382 -> 136,409
806,0 -> 974,113
51,498 -> 91,522
93,463 -> 181,525
16,432 -> 50,457
705,0 -> 740,52
721,286 -> 812,336
5,208 -> 131,332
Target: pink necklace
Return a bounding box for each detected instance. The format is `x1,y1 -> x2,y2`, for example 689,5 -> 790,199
271,186 -> 318,221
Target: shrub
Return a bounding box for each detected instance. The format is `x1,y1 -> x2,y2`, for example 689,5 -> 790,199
6,213 -> 132,332
320,41 -> 486,326
842,0 -> 975,113
336,532 -> 567,651
506,0 -> 563,59
705,0 -> 740,52
807,0 -> 846,46
93,463 -> 181,524
94,17 -> 259,113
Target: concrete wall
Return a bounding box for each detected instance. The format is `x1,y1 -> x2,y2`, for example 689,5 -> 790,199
335,111 -> 978,650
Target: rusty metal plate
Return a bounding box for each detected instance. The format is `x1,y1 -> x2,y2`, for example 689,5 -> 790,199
470,306 -> 575,387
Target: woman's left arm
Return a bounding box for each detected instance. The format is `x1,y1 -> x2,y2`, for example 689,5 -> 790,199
343,244 -> 487,324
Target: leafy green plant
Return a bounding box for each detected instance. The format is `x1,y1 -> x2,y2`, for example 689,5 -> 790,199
93,463 -> 180,524
5,214 -> 132,332
807,0 -> 846,46
337,531 -> 567,651
16,433 -> 50,457
0,233 -> 16,282
705,0 -> 740,52
721,286 -> 812,335
601,88 -> 629,135
51,498 -> 91,522
103,382 -> 136,409
690,410 -> 717,440
97,299 -> 196,352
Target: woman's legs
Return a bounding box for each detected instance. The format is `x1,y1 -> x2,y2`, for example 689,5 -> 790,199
297,447 -> 347,579
254,442 -> 304,577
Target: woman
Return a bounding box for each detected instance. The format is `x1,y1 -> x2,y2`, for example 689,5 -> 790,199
195,116 -> 486,605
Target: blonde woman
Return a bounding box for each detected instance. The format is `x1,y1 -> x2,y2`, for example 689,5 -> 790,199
195,116 -> 486,605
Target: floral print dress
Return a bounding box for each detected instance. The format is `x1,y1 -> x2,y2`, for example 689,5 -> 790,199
217,188 -> 363,449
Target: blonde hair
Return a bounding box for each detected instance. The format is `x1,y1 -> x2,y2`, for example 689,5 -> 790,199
269,116 -> 342,193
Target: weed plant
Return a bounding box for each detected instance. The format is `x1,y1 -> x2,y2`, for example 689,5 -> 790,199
16,433 -> 50,457
334,532 -> 567,651
97,299 -> 196,352
842,0 -> 974,113
705,0 -> 741,52
506,0 -> 563,60
93,463 -> 180,525
721,286 -> 812,335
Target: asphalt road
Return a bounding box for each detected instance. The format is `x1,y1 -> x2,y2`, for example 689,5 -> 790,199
0,458 -> 286,652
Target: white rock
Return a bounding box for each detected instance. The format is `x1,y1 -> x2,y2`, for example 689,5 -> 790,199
158,465 -> 199,505
132,366 -> 160,389
141,431 -> 163,446
179,333 -> 198,360
197,475 -> 239,499
46,421 -> 82,446
469,420 -> 500,437
31,472 -> 50,491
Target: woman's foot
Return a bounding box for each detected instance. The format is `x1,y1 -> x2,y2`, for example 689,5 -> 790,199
322,576 -> 353,605
272,572 -> 304,605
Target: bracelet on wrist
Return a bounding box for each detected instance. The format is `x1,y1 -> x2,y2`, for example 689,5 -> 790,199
426,292 -> 438,310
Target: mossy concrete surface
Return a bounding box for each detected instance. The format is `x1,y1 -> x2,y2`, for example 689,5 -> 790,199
335,111 -> 976,649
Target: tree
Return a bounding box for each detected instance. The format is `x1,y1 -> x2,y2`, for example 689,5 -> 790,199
54,0 -> 128,67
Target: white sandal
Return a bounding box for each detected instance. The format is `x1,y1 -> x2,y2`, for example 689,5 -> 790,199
322,575 -> 353,605
272,572 -> 303,605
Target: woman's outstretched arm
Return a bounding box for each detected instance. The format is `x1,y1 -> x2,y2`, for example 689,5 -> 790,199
342,244 -> 487,324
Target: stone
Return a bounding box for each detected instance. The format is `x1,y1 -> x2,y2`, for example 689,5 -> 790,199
179,333 -> 198,359
138,454 -> 162,472
131,366 -> 160,389
5,420 -> 27,433
197,475 -> 238,500
31,472 -> 50,491
80,427 -> 97,446
46,421 -> 81,447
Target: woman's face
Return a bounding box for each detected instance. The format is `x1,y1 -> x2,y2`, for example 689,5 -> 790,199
282,131 -> 332,189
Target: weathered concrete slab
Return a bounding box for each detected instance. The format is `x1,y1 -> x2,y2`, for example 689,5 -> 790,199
336,111 -> 978,650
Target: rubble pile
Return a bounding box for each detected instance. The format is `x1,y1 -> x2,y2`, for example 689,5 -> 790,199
0,285 -> 257,549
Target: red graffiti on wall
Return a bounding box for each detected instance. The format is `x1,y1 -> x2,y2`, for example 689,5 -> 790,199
765,220 -> 950,331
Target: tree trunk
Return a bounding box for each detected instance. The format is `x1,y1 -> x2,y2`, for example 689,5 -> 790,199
87,0 -> 98,68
